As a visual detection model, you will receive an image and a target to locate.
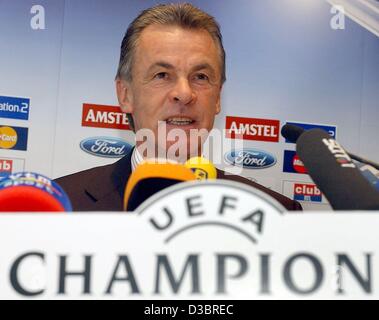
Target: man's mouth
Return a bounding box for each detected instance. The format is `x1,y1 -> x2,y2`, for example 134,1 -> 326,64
165,117 -> 195,126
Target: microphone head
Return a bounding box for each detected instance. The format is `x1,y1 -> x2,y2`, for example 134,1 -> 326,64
296,129 -> 379,210
123,161 -> 196,211
0,172 -> 72,212
184,156 -> 217,180
281,124 -> 305,143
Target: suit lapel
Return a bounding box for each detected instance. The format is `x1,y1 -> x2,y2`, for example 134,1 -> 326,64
84,149 -> 134,210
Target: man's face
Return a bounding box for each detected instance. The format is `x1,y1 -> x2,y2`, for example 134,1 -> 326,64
117,24 -> 222,161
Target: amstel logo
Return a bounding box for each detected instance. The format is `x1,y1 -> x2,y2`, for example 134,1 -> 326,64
0,126 -> 17,149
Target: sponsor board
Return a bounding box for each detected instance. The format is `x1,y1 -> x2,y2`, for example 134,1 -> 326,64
282,180 -> 328,204
225,116 -> 280,142
283,150 -> 308,174
283,122 -> 336,143
0,126 -> 28,151
0,158 -> 25,178
0,96 -> 30,120
82,104 -> 130,130
0,180 -> 379,299
224,149 -> 277,169
80,136 -> 133,158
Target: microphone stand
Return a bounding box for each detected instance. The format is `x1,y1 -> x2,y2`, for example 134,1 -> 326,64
348,152 -> 379,171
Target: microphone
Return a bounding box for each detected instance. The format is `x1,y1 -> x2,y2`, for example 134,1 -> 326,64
296,128 -> 379,210
123,161 -> 196,211
282,123 -> 379,170
281,123 -> 305,143
0,172 -> 72,212
184,156 -> 217,180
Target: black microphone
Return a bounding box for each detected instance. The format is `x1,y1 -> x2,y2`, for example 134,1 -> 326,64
281,123 -> 305,143
282,123 -> 379,170
296,128 -> 379,210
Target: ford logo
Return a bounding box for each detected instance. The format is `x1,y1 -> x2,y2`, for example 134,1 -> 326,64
80,137 -> 132,158
224,149 -> 277,169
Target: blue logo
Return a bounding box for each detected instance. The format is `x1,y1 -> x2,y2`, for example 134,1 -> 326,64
0,96 -> 30,120
80,137 -> 132,158
225,149 -> 277,169
284,122 -> 336,143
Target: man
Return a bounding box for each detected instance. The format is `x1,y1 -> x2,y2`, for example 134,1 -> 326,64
56,3 -> 302,211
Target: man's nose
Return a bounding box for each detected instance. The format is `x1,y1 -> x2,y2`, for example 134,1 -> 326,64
170,77 -> 195,105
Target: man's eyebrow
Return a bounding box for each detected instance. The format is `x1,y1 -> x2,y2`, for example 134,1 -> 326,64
147,61 -> 174,73
147,62 -> 216,74
191,63 -> 215,73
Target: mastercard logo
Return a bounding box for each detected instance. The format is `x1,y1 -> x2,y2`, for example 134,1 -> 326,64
0,126 -> 18,149
292,154 -> 308,174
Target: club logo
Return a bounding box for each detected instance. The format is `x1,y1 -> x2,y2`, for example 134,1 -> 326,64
80,137 -> 132,158
293,183 -> 322,202
225,149 -> 277,169
0,159 -> 12,177
0,158 -> 25,178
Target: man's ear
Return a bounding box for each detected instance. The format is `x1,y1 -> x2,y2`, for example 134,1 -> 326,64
215,85 -> 222,115
115,78 -> 133,113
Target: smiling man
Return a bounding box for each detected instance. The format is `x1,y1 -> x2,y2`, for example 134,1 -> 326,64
115,4 -> 225,162
56,3 -> 302,211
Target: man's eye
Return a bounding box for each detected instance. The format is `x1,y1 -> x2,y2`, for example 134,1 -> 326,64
154,72 -> 168,80
194,73 -> 209,81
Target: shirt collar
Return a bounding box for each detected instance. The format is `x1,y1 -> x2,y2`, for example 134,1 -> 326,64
131,146 -> 206,171
131,147 -> 144,171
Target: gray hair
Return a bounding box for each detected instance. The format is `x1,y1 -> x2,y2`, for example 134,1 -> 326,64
115,3 -> 226,131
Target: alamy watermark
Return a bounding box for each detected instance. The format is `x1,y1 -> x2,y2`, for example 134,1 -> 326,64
330,5 -> 345,30
134,122 -> 246,175
30,5 -> 45,30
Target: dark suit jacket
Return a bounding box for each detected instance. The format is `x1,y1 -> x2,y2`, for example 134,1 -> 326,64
55,150 -> 302,211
